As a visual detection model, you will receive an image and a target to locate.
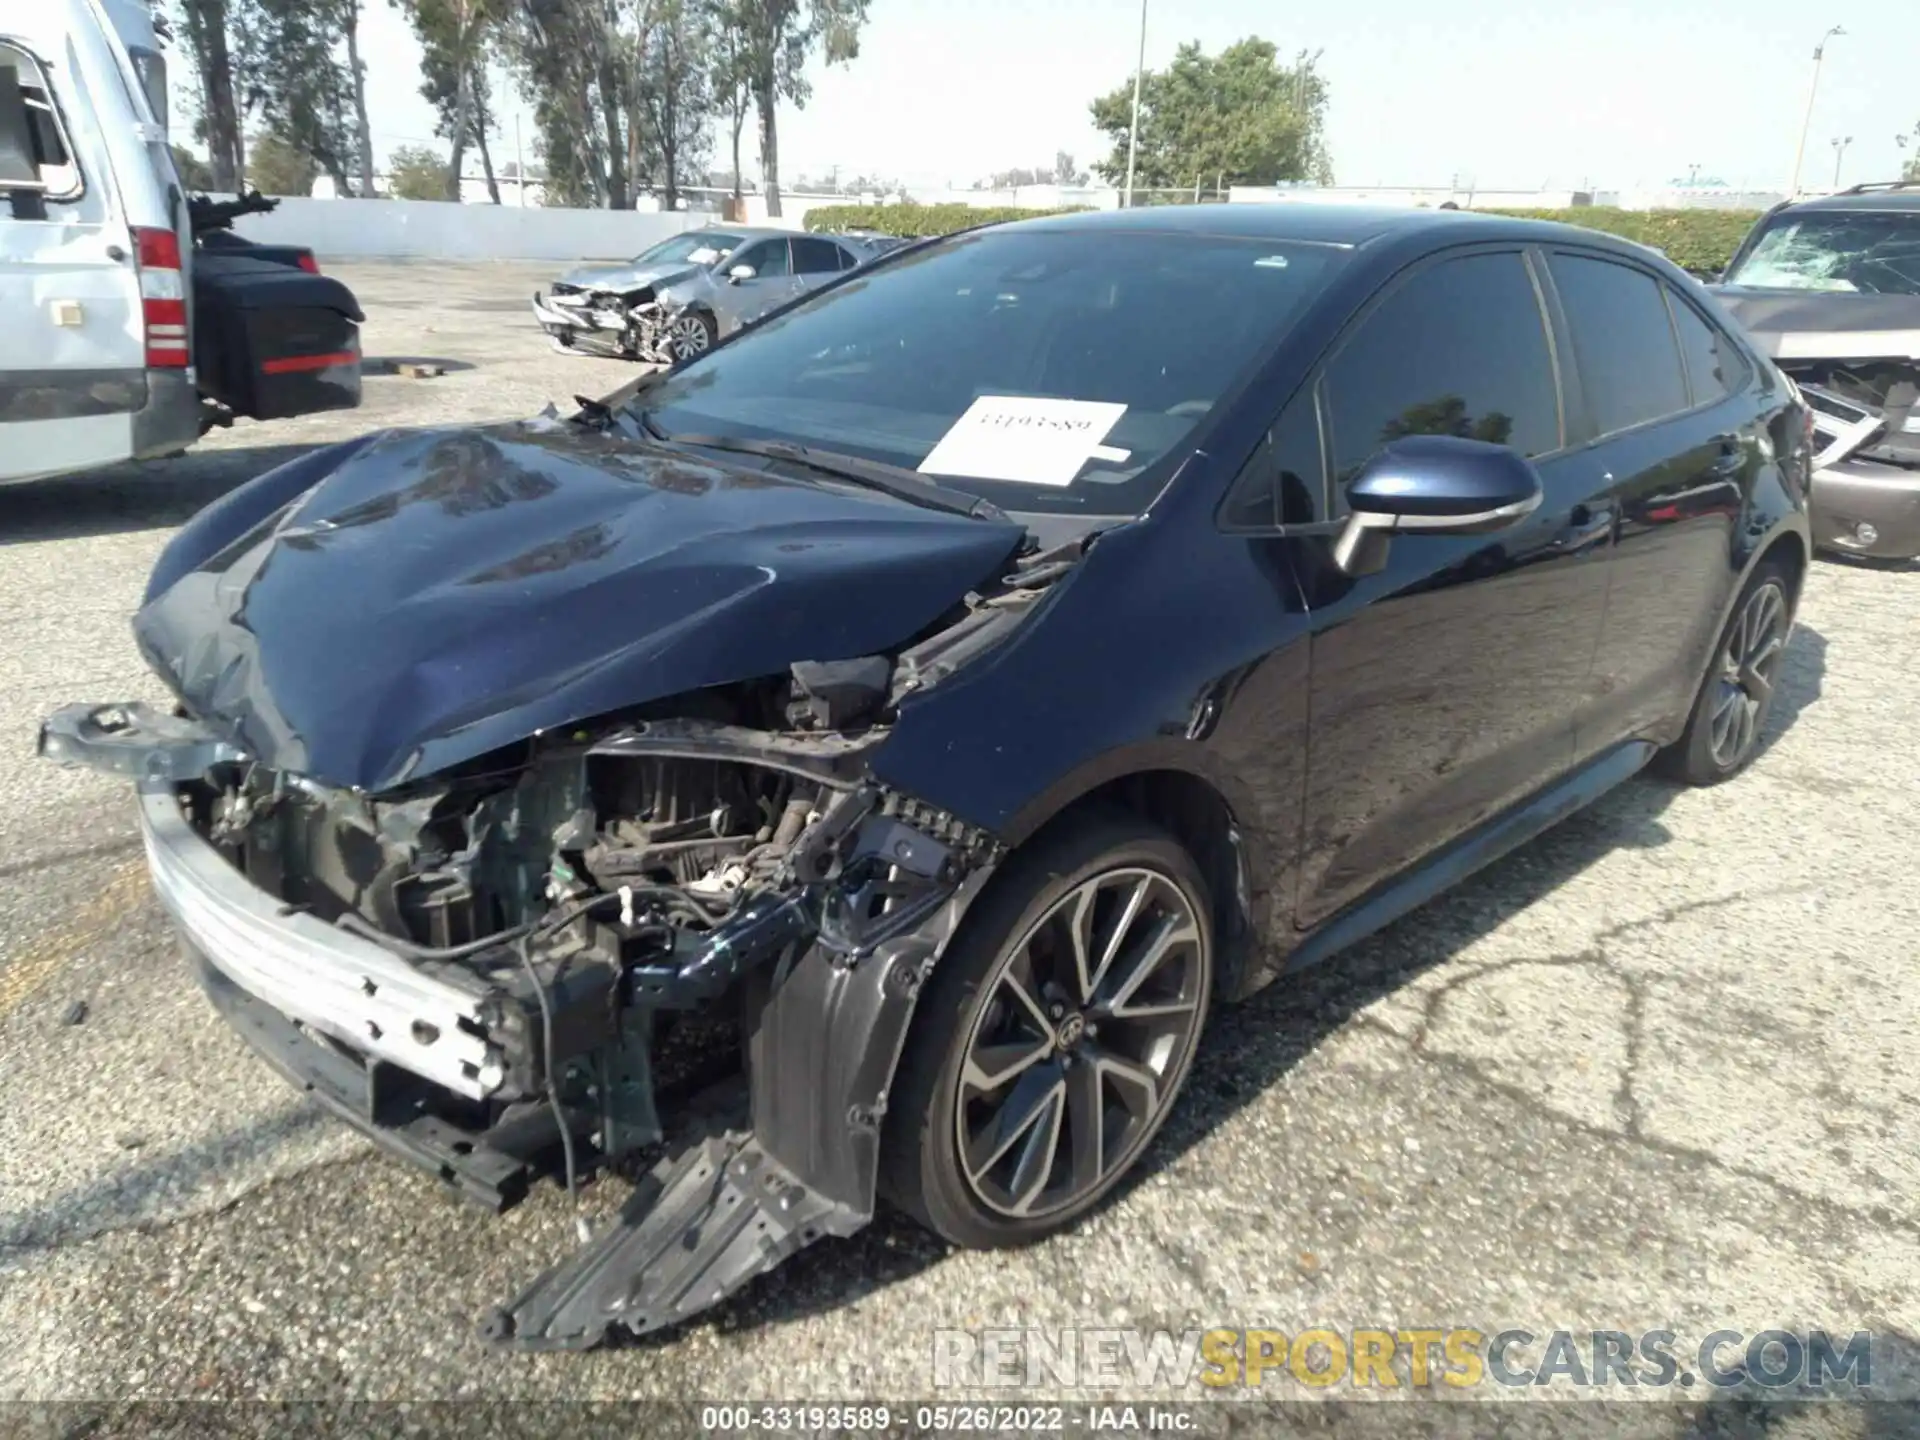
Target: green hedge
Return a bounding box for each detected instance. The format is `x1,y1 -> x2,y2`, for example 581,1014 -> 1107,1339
803,202 -> 1091,236
1485,207 -> 1763,274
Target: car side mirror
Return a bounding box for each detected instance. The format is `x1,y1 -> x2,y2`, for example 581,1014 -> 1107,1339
1331,435 -> 1544,577
727,264 -> 755,284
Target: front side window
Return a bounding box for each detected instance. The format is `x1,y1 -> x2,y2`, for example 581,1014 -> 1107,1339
1725,210 -> 1920,296
636,228 -> 1352,516
736,238 -> 791,278
1322,250 -> 1561,496
1,45 -> 82,205
1547,253 -> 1690,437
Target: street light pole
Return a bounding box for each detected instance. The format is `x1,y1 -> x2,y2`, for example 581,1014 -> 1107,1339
1789,25 -> 1844,196
1831,135 -> 1853,190
1122,0 -> 1147,208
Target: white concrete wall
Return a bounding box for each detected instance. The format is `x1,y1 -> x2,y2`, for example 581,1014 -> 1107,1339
1613,188 -> 1786,211
226,196 -> 703,261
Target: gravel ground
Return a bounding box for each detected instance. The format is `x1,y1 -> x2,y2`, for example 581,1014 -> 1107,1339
2,261 -> 1918,1426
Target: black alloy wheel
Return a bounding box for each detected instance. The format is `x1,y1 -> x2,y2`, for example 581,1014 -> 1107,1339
1658,558 -> 1794,785
883,814 -> 1215,1248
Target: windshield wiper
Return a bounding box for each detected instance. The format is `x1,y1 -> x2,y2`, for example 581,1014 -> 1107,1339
643,421 -> 1009,522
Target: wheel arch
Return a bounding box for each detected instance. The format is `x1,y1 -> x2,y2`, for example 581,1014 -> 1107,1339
993,756 -> 1271,1004
1757,527 -> 1809,607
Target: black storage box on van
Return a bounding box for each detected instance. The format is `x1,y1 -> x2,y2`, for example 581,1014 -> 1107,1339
192,253 -> 365,421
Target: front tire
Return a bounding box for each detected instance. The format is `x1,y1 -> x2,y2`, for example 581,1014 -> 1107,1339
881,814 -> 1214,1251
1655,559 -> 1793,785
668,310 -> 717,361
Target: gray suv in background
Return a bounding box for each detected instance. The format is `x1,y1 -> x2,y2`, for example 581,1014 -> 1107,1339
531,226 -> 905,364
1708,181 -> 1920,560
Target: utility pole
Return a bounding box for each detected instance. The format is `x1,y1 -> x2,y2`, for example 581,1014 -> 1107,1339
1831,135 -> 1853,190
515,113 -> 525,206
1123,0 -> 1147,208
1789,26 -> 1844,196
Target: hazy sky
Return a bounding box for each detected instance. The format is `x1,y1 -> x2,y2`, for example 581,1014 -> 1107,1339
339,0 -> 1911,193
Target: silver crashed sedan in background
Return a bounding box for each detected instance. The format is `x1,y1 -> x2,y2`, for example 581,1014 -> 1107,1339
531,226 -> 907,363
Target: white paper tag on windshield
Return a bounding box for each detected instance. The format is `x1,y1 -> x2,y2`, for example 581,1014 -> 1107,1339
918,396 -> 1128,487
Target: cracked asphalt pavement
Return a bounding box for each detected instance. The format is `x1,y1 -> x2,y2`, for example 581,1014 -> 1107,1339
2,262 -> 1918,1413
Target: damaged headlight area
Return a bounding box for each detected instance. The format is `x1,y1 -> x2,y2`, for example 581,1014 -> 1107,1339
1790,361 -> 1920,457
529,282 -> 689,365
37,616 -> 1058,1348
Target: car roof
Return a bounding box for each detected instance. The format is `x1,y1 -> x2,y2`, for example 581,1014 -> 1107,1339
686,225 -> 874,245
1771,183 -> 1920,215
983,201 -> 1673,262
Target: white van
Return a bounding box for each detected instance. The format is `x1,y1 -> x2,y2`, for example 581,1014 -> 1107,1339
1,0 -> 361,486
0,0 -> 201,482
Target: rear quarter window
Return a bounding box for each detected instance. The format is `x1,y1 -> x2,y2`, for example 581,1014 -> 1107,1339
1665,290 -> 1746,405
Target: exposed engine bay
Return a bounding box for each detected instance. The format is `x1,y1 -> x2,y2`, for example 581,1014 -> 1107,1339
1784,358 -> 1920,470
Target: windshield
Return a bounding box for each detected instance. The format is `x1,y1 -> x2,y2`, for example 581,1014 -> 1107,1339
636,227 -> 1350,515
632,231 -> 743,268
1726,210 -> 1920,295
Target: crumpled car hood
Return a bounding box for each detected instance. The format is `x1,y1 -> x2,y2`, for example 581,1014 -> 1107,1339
555,261 -> 702,294
135,423 -> 1026,792
1711,286 -> 1920,362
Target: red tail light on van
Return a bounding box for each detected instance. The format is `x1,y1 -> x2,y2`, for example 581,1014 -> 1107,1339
134,226 -> 189,368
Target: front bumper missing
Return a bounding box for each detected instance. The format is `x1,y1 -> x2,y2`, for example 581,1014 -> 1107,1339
531,291 -> 625,337
134,779 -> 508,1099
40,700 -> 998,1350
530,290 -> 681,364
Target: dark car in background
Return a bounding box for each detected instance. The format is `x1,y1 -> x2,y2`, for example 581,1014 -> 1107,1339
1709,180 -> 1920,560
42,204 -> 1811,1351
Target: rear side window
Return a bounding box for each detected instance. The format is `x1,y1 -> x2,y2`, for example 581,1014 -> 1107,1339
1666,291 -> 1743,404
1322,250 -> 1561,492
0,45 -> 82,206
1547,253 -> 1690,436
791,236 -> 847,275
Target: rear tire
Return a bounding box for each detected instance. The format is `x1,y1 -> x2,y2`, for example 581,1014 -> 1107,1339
1654,559 -> 1793,786
881,813 -> 1214,1251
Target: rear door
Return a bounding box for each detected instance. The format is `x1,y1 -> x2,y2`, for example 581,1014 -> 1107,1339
0,32 -> 146,483
1541,249 -> 1760,752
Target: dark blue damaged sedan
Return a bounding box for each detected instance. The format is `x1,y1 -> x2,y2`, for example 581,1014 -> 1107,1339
41,203 -> 1812,1350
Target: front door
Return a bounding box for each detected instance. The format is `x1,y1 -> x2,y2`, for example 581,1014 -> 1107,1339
1290,246 -> 1616,926
714,236 -> 798,332
0,38 -> 146,483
